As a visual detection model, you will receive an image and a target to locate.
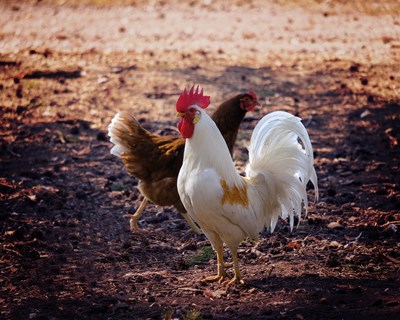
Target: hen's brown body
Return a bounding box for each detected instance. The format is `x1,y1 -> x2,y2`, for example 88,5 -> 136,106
118,120 -> 186,212
108,92 -> 259,232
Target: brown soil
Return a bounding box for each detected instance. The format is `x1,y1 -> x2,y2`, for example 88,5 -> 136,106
1,1 -> 399,319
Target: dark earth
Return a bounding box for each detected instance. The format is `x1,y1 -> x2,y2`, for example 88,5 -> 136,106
1,1 -> 399,319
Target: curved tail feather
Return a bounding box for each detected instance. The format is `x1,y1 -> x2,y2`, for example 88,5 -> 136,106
108,112 -> 142,157
246,111 -> 318,231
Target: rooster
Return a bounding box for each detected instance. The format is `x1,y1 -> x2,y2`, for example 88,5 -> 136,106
176,86 -> 318,285
108,91 -> 259,233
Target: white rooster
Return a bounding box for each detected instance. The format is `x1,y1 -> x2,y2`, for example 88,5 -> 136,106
176,86 -> 318,285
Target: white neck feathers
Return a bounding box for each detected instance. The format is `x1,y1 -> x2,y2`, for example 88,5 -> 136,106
183,107 -> 242,187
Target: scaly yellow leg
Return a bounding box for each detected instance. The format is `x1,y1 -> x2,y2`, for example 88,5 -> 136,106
202,245 -> 228,283
223,249 -> 244,285
124,197 -> 149,231
181,213 -> 202,234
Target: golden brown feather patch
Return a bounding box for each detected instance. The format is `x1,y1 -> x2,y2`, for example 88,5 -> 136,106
220,179 -> 248,207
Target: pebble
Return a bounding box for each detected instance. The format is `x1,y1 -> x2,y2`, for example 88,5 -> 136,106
327,222 -> 344,230
329,241 -> 341,249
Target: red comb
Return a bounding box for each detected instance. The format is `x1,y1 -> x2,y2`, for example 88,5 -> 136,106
248,91 -> 257,100
176,85 -> 210,112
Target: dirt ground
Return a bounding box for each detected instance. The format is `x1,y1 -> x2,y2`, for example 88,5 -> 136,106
1,1 -> 399,319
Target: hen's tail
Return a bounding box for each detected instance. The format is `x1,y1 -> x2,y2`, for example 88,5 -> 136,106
108,112 -> 157,180
246,111 -> 318,231
109,111 -> 152,159
108,112 -> 137,157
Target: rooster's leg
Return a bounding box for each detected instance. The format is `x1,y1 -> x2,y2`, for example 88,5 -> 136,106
202,244 -> 228,282
124,197 -> 149,231
181,213 -> 202,234
223,248 -> 244,285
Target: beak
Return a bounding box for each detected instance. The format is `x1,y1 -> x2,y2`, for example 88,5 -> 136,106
176,112 -> 184,118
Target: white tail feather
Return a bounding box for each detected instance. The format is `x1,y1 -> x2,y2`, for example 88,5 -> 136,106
246,111 -> 318,232
108,112 -> 130,157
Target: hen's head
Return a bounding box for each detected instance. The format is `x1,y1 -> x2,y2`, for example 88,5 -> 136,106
238,91 -> 259,112
176,85 -> 210,139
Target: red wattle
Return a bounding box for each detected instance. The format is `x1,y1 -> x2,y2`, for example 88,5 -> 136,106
178,117 -> 194,139
246,104 -> 256,112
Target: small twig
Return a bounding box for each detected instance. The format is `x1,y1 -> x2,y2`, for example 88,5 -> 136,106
12,239 -> 38,246
349,232 -> 363,244
382,254 -> 400,265
266,265 -> 275,279
7,143 -> 20,157
269,253 -> 285,259
2,247 -> 23,257
303,115 -> 313,128
111,65 -> 137,74
176,286 -> 202,293
126,260 -> 161,267
381,220 -> 400,228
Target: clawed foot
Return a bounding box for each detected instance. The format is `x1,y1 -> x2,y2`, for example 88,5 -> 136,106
123,214 -> 139,231
124,198 -> 148,232
202,271 -> 228,283
202,274 -> 244,286
222,277 -> 244,286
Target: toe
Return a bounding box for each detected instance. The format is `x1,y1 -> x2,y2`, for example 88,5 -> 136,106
222,277 -> 244,286
202,275 -> 222,283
